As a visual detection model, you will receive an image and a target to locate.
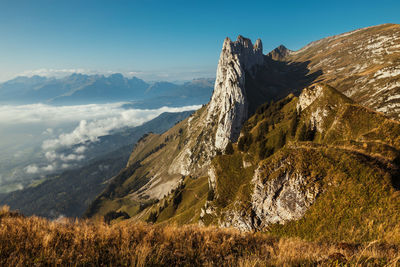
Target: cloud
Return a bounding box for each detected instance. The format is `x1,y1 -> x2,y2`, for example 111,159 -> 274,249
45,150 -> 85,162
0,102 -> 126,125
74,146 -> 87,154
25,163 -> 58,174
5,103 -> 200,177
42,164 -> 56,172
41,104 -> 200,150
42,128 -> 54,135
61,163 -> 70,169
45,151 -> 58,161
25,164 -> 39,174
60,154 -> 85,162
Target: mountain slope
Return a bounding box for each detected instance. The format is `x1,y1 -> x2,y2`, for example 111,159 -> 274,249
285,23 -> 400,119
85,25 -> 400,243
133,84 -> 400,243
200,84 -> 400,241
85,35 -> 321,218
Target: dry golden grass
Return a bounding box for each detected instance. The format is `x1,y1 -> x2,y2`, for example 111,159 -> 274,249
1,206 -> 400,266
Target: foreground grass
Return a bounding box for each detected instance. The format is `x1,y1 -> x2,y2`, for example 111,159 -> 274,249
1,206 -> 400,266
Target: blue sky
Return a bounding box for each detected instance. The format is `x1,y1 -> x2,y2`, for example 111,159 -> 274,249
0,0 -> 399,82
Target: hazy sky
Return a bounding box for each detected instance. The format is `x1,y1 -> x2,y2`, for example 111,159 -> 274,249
0,0 -> 399,81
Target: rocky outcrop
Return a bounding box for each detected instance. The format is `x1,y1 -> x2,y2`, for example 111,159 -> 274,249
267,44 -> 292,61
251,165 -> 320,229
207,36 -> 264,150
297,84 -> 324,111
214,157 -> 322,232
169,36 -> 265,177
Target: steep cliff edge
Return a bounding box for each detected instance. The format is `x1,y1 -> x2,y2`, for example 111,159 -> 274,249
206,36 -> 264,150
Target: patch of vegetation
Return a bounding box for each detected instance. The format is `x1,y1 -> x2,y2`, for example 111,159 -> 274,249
213,154 -> 255,208
104,210 -> 130,224
154,176 -> 209,225
237,132 -> 252,151
207,186 -> 215,201
266,145 -> 400,243
1,207 -> 399,266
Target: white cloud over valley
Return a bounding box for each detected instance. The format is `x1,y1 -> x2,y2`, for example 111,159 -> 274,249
39,104 -> 200,150
0,102 -> 200,176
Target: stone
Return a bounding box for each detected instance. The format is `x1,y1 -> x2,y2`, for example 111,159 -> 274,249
207,36 -> 264,150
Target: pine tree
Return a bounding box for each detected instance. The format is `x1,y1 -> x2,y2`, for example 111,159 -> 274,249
275,130 -> 286,149
225,142 -> 234,154
289,110 -> 299,137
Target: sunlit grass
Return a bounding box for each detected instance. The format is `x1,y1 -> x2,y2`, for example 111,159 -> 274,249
1,206 -> 399,266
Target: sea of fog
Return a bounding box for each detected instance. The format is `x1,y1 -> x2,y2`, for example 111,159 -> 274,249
0,103 -> 200,193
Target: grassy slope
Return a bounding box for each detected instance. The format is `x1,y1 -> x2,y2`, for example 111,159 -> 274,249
85,106 -> 210,219
286,23 -> 400,118
206,84 -> 400,242
88,83 -> 400,245
1,206 -> 400,266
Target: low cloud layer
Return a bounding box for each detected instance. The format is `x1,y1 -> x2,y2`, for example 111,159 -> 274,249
39,104 -> 200,150
0,102 -> 128,125
0,102 -> 200,177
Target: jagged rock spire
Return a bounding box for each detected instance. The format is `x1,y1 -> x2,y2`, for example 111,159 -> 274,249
207,36 -> 264,150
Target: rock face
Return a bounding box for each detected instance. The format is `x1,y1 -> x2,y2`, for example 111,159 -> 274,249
250,163 -> 320,229
297,84 -> 324,111
213,151 -> 322,232
169,36 -> 266,176
207,36 -> 264,150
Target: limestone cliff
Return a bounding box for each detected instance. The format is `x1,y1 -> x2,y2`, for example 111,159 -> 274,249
169,36 -> 265,176
206,36 -> 264,150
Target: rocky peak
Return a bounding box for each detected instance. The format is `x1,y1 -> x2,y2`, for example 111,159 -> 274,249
267,44 -> 291,61
206,35 -> 264,150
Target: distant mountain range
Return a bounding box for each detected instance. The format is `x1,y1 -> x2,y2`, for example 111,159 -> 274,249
0,74 -> 214,108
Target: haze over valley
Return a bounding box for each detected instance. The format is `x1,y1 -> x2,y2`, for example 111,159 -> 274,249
0,74 -> 212,193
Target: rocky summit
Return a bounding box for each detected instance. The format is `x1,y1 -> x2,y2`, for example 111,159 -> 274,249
207,35 -> 264,150
85,24 -> 400,242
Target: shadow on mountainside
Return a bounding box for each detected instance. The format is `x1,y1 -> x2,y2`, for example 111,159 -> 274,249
246,57 -> 323,115
391,155 -> 400,190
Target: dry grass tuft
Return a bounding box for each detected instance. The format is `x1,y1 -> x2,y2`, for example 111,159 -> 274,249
0,207 -> 399,266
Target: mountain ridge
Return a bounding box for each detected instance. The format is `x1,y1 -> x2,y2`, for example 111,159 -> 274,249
0,74 -> 214,107
59,24 -> 400,241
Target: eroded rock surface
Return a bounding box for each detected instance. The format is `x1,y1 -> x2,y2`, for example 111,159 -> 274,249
207,36 -> 264,150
